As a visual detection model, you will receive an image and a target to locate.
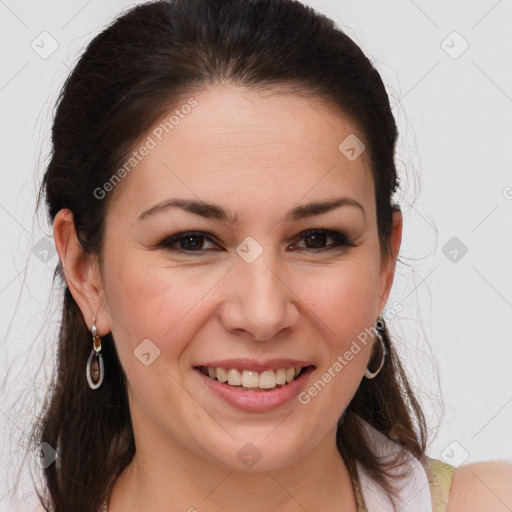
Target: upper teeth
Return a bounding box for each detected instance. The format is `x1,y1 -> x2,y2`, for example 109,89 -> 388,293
202,367 -> 303,389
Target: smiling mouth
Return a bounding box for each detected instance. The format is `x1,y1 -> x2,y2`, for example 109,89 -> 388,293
195,365 -> 313,392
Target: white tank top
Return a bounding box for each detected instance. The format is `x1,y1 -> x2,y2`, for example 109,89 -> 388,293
353,419 -> 454,511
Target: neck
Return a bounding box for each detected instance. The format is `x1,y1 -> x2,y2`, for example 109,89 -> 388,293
108,416 -> 358,512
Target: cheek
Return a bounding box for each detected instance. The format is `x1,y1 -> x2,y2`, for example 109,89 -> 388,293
101,250 -> 212,361
101,246 -> 247,387
297,259 -> 380,340
291,262 -> 380,423
297,259 -> 380,385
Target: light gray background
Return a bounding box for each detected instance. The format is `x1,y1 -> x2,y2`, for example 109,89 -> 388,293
1,1 -> 511,510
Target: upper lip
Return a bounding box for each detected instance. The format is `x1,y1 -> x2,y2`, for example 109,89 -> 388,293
194,358 -> 314,372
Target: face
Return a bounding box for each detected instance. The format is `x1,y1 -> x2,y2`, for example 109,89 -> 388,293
73,85 -> 400,471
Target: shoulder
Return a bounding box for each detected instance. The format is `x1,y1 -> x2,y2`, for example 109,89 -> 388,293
447,461 -> 512,512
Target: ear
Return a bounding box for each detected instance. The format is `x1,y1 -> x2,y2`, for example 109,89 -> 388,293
377,207 -> 402,314
53,209 -> 110,335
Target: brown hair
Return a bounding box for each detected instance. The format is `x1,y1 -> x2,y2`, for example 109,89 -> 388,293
32,0 -> 426,510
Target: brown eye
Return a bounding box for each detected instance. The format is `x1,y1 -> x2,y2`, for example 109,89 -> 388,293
304,232 -> 328,249
291,229 -> 356,251
178,234 -> 205,250
158,232 -> 218,252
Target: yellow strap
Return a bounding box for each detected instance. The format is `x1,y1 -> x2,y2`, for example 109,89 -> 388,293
351,457 -> 455,512
351,471 -> 366,512
423,456 -> 455,512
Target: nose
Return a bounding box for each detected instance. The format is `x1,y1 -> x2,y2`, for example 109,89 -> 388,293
219,251 -> 300,341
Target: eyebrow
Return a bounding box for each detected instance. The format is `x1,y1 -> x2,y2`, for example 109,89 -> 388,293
137,196 -> 366,223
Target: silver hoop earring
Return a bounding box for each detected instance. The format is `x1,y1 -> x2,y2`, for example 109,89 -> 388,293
86,317 -> 104,389
364,315 -> 387,379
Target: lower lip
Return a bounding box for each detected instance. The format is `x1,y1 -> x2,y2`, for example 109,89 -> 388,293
194,366 -> 315,412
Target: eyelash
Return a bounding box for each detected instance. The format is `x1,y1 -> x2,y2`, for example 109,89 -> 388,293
156,229 -> 357,254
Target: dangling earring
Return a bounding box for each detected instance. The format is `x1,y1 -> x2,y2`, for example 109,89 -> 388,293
364,315 -> 387,379
86,317 -> 104,389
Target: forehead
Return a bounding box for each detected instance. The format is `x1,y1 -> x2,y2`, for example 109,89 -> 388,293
110,85 -> 374,222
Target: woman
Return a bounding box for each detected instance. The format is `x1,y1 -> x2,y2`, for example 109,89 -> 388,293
33,0 -> 511,511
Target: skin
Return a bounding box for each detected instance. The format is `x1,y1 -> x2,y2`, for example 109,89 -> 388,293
448,461 -> 512,512
52,85 -> 512,511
